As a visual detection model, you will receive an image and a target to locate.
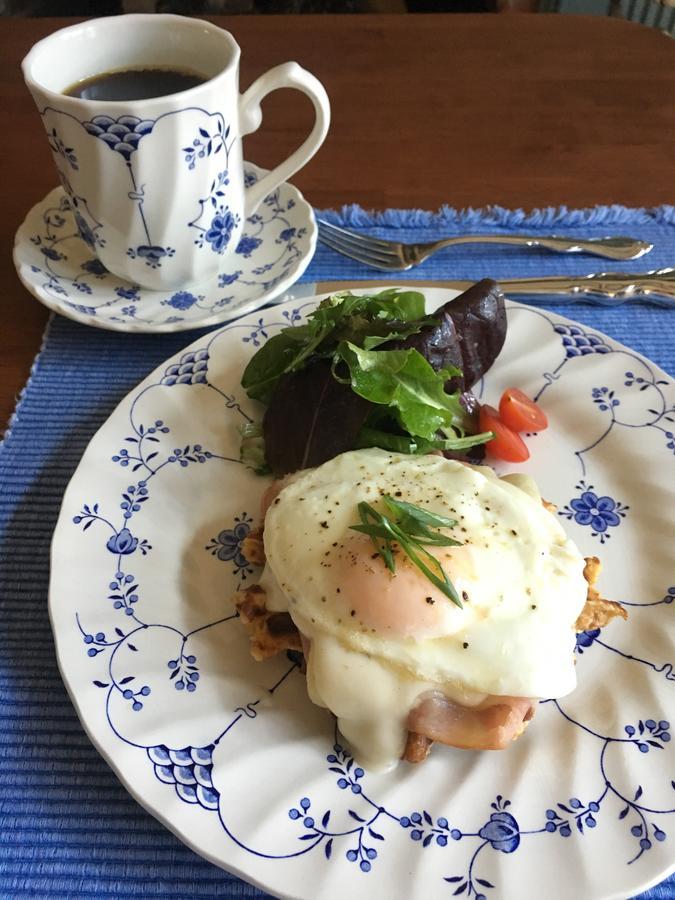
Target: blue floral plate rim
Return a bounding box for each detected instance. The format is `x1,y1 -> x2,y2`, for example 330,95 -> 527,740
48,291 -> 675,900
13,161 -> 316,333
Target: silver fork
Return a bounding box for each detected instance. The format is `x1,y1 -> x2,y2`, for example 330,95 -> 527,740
317,219 -> 653,270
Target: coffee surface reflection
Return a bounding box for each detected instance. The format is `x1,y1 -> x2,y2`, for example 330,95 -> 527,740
64,67 -> 207,101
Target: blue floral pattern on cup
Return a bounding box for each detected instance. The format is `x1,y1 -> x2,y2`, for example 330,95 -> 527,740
48,127 -> 78,170
127,244 -> 175,269
83,115 -> 155,159
183,119 -> 231,170
205,208 -> 239,254
54,108 -> 239,272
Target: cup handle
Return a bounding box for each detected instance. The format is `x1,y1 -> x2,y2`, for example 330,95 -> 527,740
239,61 -> 330,215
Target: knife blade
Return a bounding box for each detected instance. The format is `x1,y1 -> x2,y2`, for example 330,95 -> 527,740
284,269 -> 675,308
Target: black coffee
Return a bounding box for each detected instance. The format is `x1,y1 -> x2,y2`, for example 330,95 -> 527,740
64,67 -> 207,101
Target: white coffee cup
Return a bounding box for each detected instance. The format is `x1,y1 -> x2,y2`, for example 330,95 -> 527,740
22,15 -> 330,290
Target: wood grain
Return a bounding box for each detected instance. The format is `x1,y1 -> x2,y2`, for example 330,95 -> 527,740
2,13 -> 674,433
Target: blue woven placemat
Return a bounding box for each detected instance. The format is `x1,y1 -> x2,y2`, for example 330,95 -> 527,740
1,204 -> 674,899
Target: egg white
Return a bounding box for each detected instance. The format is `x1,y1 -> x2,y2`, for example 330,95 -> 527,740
258,449 -> 588,770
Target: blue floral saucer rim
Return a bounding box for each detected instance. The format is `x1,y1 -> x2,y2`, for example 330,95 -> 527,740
49,292 -> 675,900
13,162 -> 316,333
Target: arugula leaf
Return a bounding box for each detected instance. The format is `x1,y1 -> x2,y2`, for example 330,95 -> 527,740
324,288 -> 427,324
355,426 -> 493,455
239,325 -> 310,403
241,290 -> 430,403
335,342 -> 464,441
333,316 -> 433,351
242,287 -> 501,474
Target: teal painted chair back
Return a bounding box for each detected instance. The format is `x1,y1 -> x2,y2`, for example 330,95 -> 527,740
540,0 -> 675,36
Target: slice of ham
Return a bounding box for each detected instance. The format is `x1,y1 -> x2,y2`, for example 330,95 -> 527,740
407,691 -> 536,753
235,523 -> 620,762
260,473 -> 303,518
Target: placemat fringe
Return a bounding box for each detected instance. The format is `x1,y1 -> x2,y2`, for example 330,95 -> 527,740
317,203 -> 675,229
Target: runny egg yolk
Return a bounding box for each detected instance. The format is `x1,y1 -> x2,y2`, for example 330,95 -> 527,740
332,532 -> 472,638
260,448 -> 589,770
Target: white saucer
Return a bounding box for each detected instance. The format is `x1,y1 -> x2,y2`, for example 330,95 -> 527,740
13,163 -> 316,333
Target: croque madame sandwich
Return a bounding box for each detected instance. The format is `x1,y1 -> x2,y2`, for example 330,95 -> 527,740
233,284 -> 626,771
234,449 -> 626,772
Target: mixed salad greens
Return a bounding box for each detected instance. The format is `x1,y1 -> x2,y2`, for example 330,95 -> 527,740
240,280 -> 507,476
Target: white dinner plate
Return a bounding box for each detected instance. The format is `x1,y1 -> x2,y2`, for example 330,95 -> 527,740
49,290 -> 675,899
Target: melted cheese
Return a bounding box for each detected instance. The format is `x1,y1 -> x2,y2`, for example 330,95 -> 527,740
260,448 -> 587,770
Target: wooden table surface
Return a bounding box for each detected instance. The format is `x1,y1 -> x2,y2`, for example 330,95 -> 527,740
2,13 -> 674,433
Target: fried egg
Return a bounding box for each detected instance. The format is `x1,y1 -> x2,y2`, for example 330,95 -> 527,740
259,448 -> 587,770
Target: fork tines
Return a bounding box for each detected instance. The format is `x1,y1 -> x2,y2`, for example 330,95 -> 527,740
317,218 -> 406,270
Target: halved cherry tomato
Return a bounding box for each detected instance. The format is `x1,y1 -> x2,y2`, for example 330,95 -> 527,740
499,388 -> 548,433
479,404 -> 529,463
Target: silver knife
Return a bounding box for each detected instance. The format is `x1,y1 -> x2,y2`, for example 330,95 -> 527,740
288,268 -> 675,308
